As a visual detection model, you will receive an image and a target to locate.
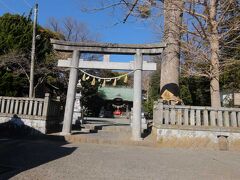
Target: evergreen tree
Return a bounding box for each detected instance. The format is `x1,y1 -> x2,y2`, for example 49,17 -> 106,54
0,13 -> 62,97
180,77 -> 211,106
0,13 -> 32,55
143,70 -> 160,117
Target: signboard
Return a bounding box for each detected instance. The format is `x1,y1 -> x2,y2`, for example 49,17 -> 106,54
234,93 -> 240,106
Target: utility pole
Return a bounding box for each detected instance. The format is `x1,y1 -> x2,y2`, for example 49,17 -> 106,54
29,3 -> 38,98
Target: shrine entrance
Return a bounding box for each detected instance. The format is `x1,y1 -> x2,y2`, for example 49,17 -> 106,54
51,39 -> 165,141
98,86 -> 134,118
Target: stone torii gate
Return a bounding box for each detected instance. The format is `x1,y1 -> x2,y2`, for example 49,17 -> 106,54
51,39 -> 165,141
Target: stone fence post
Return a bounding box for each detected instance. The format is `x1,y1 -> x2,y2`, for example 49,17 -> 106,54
42,93 -> 50,118
153,100 -> 163,127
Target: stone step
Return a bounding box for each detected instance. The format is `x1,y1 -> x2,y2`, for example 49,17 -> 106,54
78,128 -> 91,133
63,132 -> 157,147
102,125 -> 132,133
48,128 -> 157,147
47,117 -> 156,147
82,124 -> 104,131
82,123 -> 131,133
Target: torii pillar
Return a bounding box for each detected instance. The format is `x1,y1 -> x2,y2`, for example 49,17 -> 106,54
61,50 -> 80,134
132,50 -> 143,140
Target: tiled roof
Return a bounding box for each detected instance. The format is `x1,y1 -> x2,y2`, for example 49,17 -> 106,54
98,87 -> 133,101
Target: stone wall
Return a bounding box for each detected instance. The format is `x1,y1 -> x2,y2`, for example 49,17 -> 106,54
0,115 -> 46,134
156,128 -> 240,150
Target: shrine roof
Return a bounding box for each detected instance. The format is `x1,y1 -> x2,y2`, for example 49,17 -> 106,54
98,87 -> 133,102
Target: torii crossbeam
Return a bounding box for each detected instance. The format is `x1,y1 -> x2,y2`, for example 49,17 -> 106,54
58,58 -> 156,71
51,39 -> 165,141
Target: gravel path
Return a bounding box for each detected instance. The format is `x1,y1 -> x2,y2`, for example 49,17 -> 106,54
1,139 -> 240,180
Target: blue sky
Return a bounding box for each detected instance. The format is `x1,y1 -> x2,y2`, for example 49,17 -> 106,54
0,0 -> 163,61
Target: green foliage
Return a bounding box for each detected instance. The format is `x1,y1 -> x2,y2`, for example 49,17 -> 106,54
143,72 -> 211,116
0,13 -> 63,97
143,73 -> 205,115
179,84 -> 192,105
143,70 -> 160,117
35,28 -> 60,62
220,62 -> 240,91
0,13 -> 32,55
0,13 -> 61,61
143,99 -> 154,118
0,70 -> 28,96
149,71 -> 160,100
180,77 -> 211,106
79,72 -> 104,116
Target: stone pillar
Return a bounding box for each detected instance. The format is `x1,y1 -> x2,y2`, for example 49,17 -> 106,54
72,93 -> 82,125
132,49 -> 143,141
61,50 -> 80,135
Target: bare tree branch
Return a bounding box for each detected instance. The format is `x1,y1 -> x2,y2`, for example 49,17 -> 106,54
123,0 -> 139,23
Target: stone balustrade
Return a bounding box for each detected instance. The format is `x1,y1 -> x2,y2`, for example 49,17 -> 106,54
0,96 -> 45,117
153,100 -> 240,131
153,101 -> 240,150
0,93 -> 61,134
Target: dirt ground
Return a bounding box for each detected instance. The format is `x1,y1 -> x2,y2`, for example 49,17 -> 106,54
1,138 -> 240,180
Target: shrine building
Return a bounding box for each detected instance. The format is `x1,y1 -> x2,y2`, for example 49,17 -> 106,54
98,87 -> 133,118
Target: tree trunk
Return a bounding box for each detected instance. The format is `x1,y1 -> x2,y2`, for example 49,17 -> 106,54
160,0 -> 183,96
209,0 -> 221,107
210,34 -> 221,107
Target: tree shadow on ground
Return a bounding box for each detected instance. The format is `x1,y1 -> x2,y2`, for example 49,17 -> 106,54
0,117 -> 76,179
0,115 -> 44,137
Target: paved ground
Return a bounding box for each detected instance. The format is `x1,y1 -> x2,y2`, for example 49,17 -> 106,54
1,138 -> 240,180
